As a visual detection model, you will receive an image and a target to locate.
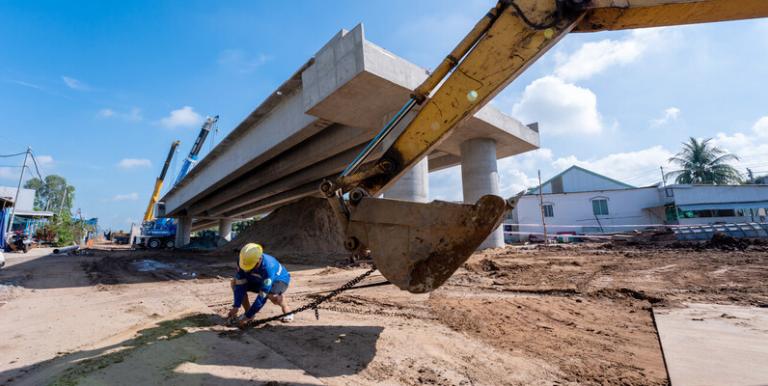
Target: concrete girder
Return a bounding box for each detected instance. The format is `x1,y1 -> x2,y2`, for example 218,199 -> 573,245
189,123 -> 375,216
204,145 -> 368,217
163,23 -> 540,226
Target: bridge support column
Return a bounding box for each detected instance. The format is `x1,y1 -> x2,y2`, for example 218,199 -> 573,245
218,219 -> 233,242
461,137 -> 504,249
175,215 -> 192,247
383,158 -> 429,202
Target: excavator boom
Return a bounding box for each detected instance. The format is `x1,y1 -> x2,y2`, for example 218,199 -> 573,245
325,0 -> 768,293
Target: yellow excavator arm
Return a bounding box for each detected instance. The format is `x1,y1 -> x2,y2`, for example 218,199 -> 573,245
322,0 -> 768,293
143,140 -> 180,222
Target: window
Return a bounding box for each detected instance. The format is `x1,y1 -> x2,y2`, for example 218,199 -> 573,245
542,204 -> 554,218
592,199 -> 609,216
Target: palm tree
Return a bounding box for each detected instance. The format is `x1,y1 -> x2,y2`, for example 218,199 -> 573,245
666,137 -> 741,184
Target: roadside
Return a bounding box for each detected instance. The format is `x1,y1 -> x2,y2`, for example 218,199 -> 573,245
0,242 -> 766,385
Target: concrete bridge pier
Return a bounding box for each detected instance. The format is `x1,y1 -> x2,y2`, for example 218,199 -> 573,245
175,215 -> 192,248
218,219 -> 233,242
460,137 -> 503,249
383,158 -> 429,203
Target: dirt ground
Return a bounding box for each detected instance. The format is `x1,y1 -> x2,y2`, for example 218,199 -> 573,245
1,241 -> 766,385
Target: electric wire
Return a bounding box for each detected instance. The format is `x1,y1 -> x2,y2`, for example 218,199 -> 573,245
28,151 -> 44,180
0,151 -> 27,158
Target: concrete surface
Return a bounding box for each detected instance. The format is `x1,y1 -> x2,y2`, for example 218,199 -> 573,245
218,219 -> 233,242
654,303 -> 768,386
158,23 -> 539,235
461,138 -> 504,249
175,216 -> 192,247
383,158 -> 428,202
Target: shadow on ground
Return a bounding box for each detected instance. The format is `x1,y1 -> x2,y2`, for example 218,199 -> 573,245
1,313 -> 382,385
0,248 -> 349,290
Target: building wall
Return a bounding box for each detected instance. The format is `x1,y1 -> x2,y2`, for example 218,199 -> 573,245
514,187 -> 661,239
669,184 -> 768,225
535,167 -> 631,194
0,187 -> 36,211
671,185 -> 768,206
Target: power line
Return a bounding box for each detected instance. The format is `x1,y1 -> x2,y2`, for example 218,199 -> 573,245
28,151 -> 44,180
0,151 -> 28,158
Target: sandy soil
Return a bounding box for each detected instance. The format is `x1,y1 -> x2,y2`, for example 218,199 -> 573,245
1,241 -> 766,385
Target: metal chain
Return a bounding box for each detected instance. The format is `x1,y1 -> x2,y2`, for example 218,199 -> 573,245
241,267 -> 377,329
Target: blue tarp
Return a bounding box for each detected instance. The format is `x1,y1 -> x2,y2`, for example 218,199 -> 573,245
0,208 -> 6,249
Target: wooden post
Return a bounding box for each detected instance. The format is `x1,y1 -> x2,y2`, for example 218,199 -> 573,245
538,170 -> 548,244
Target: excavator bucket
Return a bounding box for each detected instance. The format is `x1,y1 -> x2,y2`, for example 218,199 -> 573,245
346,195 -> 511,293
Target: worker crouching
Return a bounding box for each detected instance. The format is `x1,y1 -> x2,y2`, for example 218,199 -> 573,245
227,243 -> 292,327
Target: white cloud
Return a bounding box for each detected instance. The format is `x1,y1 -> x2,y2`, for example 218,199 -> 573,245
0,167 -> 18,180
551,146 -> 673,186
712,116 -> 768,172
62,76 -> 90,91
497,148 -> 554,195
159,106 -> 203,129
554,28 -> 672,82
752,116 -> 768,137
218,50 -> 271,73
117,158 -> 152,169
112,192 -> 139,201
7,79 -> 44,91
35,155 -> 54,168
99,107 -> 142,122
651,107 -> 681,127
511,76 -> 602,135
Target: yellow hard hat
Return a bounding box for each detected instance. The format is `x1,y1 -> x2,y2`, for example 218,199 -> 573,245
239,243 -> 263,271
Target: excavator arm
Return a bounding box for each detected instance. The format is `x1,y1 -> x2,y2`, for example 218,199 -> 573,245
322,0 -> 768,293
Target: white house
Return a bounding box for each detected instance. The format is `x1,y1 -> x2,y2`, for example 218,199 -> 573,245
507,166 -> 768,242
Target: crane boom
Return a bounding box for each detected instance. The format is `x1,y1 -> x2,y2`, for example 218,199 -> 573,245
143,140 -> 180,222
175,115 -> 219,186
323,0 -> 768,293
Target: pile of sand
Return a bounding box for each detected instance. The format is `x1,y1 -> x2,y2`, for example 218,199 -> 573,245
219,197 -> 348,262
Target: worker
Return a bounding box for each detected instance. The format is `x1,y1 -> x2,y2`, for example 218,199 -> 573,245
227,243 -> 293,327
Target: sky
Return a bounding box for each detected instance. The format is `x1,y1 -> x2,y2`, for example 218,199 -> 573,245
1,1 -> 768,230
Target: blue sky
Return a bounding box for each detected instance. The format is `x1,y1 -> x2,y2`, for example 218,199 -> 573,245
2,1 -> 768,230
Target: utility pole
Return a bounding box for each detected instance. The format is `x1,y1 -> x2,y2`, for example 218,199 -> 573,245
7,147 -> 30,236
538,170 -> 548,244
660,166 -> 667,187
58,185 -> 69,214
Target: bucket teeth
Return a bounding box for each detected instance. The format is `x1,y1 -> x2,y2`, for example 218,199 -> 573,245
346,195 -> 509,293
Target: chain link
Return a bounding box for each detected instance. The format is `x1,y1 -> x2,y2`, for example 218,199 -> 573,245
241,267 -> 377,329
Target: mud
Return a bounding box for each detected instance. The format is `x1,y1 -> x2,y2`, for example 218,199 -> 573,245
2,242 -> 767,385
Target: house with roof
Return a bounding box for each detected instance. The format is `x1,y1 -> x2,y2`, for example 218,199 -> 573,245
1,186 -> 54,249
505,165 -> 768,242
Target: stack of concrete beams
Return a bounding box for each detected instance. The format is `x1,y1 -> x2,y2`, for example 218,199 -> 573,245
160,24 -> 540,249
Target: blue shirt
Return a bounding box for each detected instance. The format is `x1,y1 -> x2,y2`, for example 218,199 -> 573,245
232,253 -> 291,318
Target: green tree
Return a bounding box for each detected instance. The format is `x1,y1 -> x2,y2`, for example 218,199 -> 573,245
23,175 -> 75,213
666,137 -> 742,185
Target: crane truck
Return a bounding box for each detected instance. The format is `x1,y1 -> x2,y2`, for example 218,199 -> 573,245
136,115 -> 219,249
322,0 -> 768,293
